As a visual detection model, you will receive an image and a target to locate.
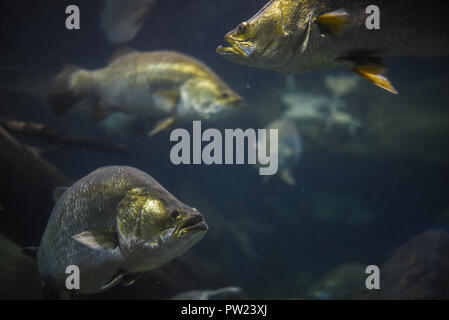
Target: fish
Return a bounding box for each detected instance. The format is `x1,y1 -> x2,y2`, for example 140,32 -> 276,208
100,0 -> 156,44
169,286 -> 244,300
257,118 -> 301,185
48,49 -> 243,135
217,0 -> 449,94
35,166 -> 208,298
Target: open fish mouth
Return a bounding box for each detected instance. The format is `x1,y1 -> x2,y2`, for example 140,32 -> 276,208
179,214 -> 208,234
217,35 -> 255,57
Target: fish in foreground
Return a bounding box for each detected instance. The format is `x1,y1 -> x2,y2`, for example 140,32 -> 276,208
217,0 -> 449,94
35,166 -> 208,298
48,49 -> 243,135
101,0 -> 156,44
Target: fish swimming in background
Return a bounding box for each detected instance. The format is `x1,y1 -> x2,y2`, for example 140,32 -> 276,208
34,166 -> 208,298
169,286 -> 244,300
257,118 -> 301,185
48,49 -> 243,135
100,0 -> 156,44
217,0 -> 449,94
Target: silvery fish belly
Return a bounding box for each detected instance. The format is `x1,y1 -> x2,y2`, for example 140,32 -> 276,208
217,0 -> 449,94
37,166 -> 208,297
48,50 -> 243,135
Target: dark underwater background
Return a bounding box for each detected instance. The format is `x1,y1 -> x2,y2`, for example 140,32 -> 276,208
1,0 -> 449,299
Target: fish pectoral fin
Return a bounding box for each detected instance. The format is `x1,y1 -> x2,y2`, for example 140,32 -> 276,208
53,186 -> 69,202
315,9 -> 350,36
153,90 -> 180,111
148,117 -> 176,136
21,246 -> 39,260
92,102 -> 113,123
72,230 -> 119,250
101,271 -> 141,291
101,270 -> 126,291
120,272 -> 142,287
345,57 -> 398,94
106,47 -> 138,64
299,10 -> 314,54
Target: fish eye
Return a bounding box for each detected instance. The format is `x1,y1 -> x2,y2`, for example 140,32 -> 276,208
237,22 -> 248,33
170,210 -> 182,219
222,92 -> 230,99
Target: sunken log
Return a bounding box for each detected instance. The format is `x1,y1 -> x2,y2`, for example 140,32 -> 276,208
0,119 -> 129,154
0,125 -> 72,244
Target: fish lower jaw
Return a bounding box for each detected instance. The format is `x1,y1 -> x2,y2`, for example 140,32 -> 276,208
216,45 -> 239,56
178,221 -> 208,237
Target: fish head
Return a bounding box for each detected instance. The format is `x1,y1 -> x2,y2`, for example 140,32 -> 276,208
217,0 -> 319,71
179,77 -> 244,118
117,187 -> 208,262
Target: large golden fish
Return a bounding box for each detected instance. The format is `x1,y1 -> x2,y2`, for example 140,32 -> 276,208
217,0 -> 449,93
49,49 -> 243,135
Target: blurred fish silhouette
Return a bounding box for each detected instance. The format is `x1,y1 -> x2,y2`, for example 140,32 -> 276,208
101,0 -> 157,44
47,49 -> 243,136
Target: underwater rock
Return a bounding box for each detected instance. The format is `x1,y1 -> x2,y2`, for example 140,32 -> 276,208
0,234 -> 42,299
307,263 -> 366,300
366,230 -> 449,299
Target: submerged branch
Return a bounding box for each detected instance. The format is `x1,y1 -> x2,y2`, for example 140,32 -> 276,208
0,119 -> 129,154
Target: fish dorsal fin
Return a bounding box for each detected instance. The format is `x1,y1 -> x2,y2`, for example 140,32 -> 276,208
72,230 -> 118,250
344,56 -> 398,94
315,9 -> 350,36
149,117 -> 176,136
106,47 -> 138,64
53,187 -> 69,202
22,246 -> 39,260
